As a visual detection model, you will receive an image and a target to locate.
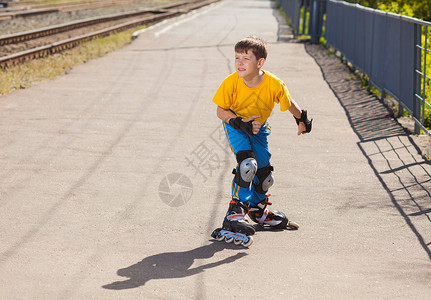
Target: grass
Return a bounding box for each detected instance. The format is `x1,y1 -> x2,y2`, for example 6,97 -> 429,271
0,27 -> 143,95
0,0 -> 172,95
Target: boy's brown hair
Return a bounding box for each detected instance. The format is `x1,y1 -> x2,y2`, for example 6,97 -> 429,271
234,36 -> 268,60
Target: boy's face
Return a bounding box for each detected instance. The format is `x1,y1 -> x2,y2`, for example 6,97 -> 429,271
235,50 -> 264,79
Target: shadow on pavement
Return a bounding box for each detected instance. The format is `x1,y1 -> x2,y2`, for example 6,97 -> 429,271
305,43 -> 431,261
102,241 -> 247,290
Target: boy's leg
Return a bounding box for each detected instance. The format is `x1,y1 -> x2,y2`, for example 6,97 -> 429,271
248,122 -> 272,207
221,122 -> 256,235
247,123 -> 299,229
223,122 -> 256,203
223,121 -> 274,207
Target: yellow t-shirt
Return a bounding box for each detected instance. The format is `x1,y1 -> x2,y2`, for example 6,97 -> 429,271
212,70 -> 292,124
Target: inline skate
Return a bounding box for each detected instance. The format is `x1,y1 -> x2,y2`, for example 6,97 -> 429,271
248,195 -> 299,230
211,198 -> 255,247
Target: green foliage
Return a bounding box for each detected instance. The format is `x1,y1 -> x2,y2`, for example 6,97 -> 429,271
299,6 -> 310,34
349,0 -> 431,21
425,107 -> 431,129
419,29 -> 431,129
377,1 -> 414,17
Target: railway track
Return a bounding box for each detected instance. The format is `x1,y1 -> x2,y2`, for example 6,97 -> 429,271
0,0 -> 148,20
0,0 -> 218,69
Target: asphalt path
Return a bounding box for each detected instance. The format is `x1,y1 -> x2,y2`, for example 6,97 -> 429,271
0,0 -> 430,299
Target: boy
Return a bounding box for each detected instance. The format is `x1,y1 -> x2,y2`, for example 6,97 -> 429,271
211,36 -> 312,246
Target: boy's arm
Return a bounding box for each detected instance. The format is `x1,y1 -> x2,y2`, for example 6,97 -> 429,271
216,106 -> 261,135
216,105 -> 237,123
288,99 -> 312,135
288,99 -> 302,119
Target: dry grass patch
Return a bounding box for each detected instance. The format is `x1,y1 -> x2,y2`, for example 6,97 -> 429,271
0,28 -> 139,95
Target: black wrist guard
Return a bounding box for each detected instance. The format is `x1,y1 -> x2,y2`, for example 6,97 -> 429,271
294,109 -> 313,133
229,117 -> 254,135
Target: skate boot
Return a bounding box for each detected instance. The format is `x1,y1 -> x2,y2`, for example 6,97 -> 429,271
248,195 -> 299,230
211,198 -> 255,247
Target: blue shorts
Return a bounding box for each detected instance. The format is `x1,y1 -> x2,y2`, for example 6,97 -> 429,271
223,121 -> 272,207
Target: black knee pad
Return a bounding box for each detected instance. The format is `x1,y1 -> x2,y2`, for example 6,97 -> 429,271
233,150 -> 257,188
253,164 -> 274,194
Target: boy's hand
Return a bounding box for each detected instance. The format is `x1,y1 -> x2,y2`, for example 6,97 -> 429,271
297,122 -> 307,135
243,115 -> 261,135
229,115 -> 261,135
294,109 -> 312,135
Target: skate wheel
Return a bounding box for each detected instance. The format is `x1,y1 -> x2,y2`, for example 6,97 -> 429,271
225,237 -> 234,244
216,235 -> 225,242
242,236 -> 253,247
234,239 -> 242,245
287,221 -> 299,230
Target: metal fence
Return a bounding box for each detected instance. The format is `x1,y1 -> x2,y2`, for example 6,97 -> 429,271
415,22 -> 431,134
278,0 -> 431,136
278,0 -> 325,43
278,0 -> 300,34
